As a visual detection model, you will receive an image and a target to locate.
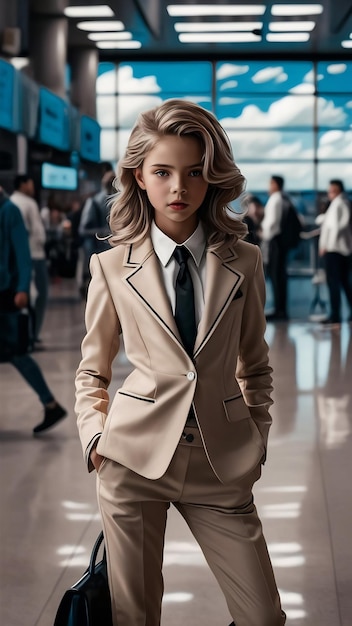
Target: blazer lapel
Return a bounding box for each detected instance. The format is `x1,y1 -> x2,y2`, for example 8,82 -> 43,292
123,238 -> 244,357
123,238 -> 182,346
194,245 -> 244,357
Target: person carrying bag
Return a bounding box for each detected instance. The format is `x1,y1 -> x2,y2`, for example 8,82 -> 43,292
0,189 -> 32,360
0,186 -> 67,434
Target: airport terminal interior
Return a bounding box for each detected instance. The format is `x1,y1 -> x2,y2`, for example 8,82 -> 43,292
1,1 -> 352,625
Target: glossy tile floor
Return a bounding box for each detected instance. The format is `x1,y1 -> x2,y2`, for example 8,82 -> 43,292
1,277 -> 352,626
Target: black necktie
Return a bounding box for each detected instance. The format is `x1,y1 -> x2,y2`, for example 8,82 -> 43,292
173,246 -> 197,357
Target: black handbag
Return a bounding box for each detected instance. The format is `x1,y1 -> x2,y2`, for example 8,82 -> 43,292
54,531 -> 113,626
0,308 -> 32,362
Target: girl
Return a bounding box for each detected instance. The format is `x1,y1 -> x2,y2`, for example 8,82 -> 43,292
75,99 -> 285,626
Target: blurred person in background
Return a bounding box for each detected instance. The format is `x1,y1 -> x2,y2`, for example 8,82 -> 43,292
10,175 -> 48,347
0,187 -> 67,434
41,193 -> 66,281
316,179 -> 352,327
261,175 -> 289,321
79,164 -> 115,296
243,194 -> 265,246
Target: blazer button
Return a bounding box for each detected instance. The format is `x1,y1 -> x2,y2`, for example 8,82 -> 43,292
182,431 -> 194,442
187,371 -> 196,381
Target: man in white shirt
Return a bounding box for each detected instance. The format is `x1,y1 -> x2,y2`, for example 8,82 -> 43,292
260,175 -> 288,321
316,179 -> 352,326
11,175 -> 48,346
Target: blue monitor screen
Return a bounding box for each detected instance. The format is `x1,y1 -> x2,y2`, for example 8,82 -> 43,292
0,59 -> 15,131
38,88 -> 70,151
80,115 -> 100,162
41,162 -> 78,191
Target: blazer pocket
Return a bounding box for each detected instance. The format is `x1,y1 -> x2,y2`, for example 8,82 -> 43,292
118,390 -> 156,403
223,392 -> 251,422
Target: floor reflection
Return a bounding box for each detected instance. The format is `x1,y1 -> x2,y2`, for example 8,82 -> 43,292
1,288 -> 352,625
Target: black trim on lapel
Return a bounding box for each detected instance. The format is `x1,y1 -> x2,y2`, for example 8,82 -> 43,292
126,265 -> 180,345
193,247 -> 244,357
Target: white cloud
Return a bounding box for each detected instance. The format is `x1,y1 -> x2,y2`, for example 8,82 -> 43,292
221,94 -> 348,129
118,95 -> 162,127
100,129 -> 118,162
218,97 -> 245,105
97,95 -> 116,126
220,80 -> 238,90
319,130 -> 344,145
303,70 -> 315,83
228,129 -> 313,161
326,63 -> 347,75
302,69 -> 323,84
96,68 -> 117,94
117,65 -> 161,94
216,63 -> 249,80
318,130 -> 352,158
220,95 -> 315,127
275,72 -> 288,84
252,66 -> 285,84
346,100 -> 352,109
290,84 -> 315,94
181,95 -> 212,105
317,97 -> 347,125
318,162 -> 352,189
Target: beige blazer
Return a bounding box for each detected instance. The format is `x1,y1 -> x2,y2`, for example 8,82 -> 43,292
75,236 -> 273,483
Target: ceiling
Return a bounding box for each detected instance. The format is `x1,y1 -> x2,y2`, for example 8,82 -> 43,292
61,1 -> 352,60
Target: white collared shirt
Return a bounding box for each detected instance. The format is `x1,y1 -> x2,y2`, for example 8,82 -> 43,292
150,221 -> 207,327
10,191 -> 46,260
261,191 -> 283,241
317,193 -> 352,255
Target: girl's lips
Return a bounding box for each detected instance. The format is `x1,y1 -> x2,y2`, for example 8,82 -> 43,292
169,203 -> 188,210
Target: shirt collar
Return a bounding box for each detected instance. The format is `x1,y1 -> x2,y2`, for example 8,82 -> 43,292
151,221 -> 206,268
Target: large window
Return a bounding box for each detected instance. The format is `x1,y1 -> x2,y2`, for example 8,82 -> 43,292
96,59 -> 352,273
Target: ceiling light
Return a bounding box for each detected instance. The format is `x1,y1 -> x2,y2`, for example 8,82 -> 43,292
269,21 -> 315,31
174,21 -> 262,32
77,20 -> 124,31
88,32 -> 132,41
96,41 -> 142,49
266,32 -> 311,42
64,5 -> 114,18
178,32 -> 261,43
271,4 -> 323,16
341,40 -> 352,48
167,5 -> 266,17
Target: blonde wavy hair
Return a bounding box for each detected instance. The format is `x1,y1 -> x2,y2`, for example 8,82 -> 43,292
109,99 -> 247,250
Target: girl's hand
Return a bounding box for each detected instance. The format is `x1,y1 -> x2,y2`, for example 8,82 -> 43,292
90,446 -> 105,472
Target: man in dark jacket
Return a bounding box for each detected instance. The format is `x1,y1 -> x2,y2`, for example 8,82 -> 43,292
0,187 -> 67,433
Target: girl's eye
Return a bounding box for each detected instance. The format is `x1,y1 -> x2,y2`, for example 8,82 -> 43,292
190,170 -> 202,177
155,170 -> 168,177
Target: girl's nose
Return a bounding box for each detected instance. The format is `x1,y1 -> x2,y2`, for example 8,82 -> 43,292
170,176 -> 186,194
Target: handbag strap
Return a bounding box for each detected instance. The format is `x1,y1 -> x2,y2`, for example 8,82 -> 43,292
88,531 -> 104,575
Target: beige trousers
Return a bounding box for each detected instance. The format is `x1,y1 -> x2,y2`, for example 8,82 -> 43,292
96,426 -> 286,626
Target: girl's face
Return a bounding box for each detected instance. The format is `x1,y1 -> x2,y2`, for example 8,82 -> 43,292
134,134 -> 208,243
